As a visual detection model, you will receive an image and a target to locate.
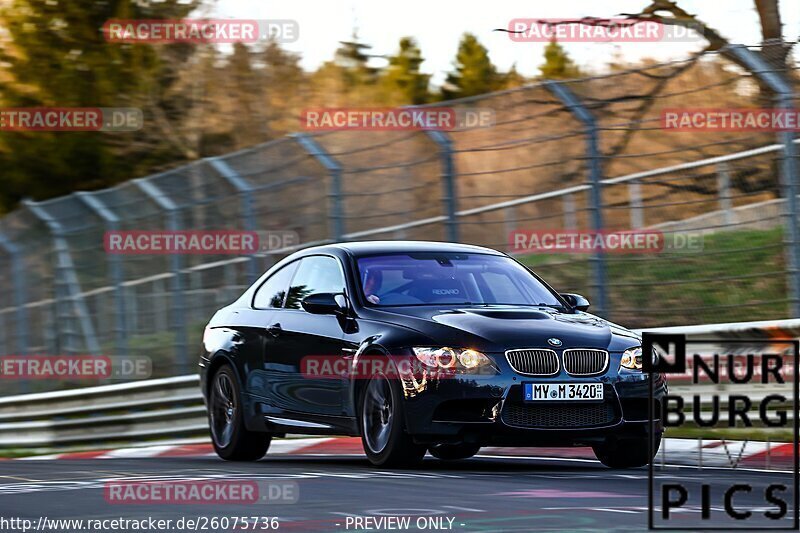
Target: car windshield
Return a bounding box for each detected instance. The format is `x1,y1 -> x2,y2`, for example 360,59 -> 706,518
356,253 -> 563,307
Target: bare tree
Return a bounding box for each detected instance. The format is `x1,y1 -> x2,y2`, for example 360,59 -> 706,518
623,0 -> 793,75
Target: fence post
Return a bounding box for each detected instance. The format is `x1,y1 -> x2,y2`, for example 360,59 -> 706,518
715,162 -> 735,226
504,206 -> 516,252
0,233 -> 28,356
208,157 -> 259,283
629,181 -> 644,229
75,192 -> 128,357
127,284 -> 138,336
545,81 -> 608,316
23,200 -> 100,355
563,194 -> 577,230
133,178 -> 188,373
0,309 -> 6,361
292,133 -> 344,242
426,130 -> 459,243
727,44 -> 800,317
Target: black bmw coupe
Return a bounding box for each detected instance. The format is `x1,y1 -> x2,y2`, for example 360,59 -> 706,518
200,241 -> 666,467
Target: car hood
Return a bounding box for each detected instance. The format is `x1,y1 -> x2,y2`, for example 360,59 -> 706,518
368,305 -> 640,353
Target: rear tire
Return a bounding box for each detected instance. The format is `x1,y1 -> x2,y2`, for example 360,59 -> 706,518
429,443 -> 481,461
593,434 -> 661,468
360,372 -> 426,467
209,364 -> 271,461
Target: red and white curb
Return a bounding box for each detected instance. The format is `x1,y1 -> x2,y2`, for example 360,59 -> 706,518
15,438 -> 331,461
13,437 -> 795,469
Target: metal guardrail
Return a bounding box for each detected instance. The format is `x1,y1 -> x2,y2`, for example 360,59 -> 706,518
0,375 -> 205,448
0,319 -> 796,450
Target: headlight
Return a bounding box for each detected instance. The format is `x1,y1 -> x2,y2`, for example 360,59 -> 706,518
458,349 -> 484,369
621,346 -> 659,371
412,347 -> 492,372
620,346 -> 643,370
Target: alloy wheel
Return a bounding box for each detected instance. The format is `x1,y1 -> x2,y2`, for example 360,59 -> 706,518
362,375 -> 394,454
210,371 -> 236,448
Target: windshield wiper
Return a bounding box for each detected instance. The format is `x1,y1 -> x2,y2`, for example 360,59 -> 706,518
534,303 -> 566,311
484,303 -> 566,310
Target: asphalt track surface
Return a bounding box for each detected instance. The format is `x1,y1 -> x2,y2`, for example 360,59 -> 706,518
0,451 -> 796,532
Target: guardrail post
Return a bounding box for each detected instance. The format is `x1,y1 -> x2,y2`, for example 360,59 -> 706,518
766,437 -> 771,470
208,157 -> 259,283
23,200 -> 100,355
75,192 -> 128,357
727,44 -> 800,317
0,233 -> 28,357
134,178 -> 188,373
292,134 -> 345,241
426,130 -> 459,243
545,81 -> 608,316
697,437 -> 703,470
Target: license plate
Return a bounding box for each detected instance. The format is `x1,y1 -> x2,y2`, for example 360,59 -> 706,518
524,382 -> 603,401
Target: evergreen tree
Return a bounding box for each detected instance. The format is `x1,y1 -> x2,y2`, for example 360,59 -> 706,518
539,38 -> 581,80
182,46 -> 225,156
381,37 -> 430,105
310,31 -> 382,106
309,60 -> 349,107
0,0 -> 200,212
258,39 -> 306,138
335,31 -> 379,89
441,33 -> 499,100
226,43 -> 263,146
500,64 -> 527,90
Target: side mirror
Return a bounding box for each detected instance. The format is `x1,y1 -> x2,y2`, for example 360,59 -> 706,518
302,293 -> 346,315
561,293 -> 590,312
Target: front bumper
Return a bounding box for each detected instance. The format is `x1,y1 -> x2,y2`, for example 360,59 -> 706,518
401,362 -> 667,447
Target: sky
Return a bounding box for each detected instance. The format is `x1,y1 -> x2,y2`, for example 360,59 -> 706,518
214,0 -> 800,84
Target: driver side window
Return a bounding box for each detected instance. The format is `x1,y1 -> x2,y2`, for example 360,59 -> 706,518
285,256 -> 346,310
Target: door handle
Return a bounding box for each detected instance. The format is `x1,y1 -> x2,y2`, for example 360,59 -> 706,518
267,323 -> 282,337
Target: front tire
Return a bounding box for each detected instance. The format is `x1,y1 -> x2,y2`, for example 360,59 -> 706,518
429,443 -> 481,461
593,434 -> 661,468
209,364 -> 271,461
360,373 -> 426,467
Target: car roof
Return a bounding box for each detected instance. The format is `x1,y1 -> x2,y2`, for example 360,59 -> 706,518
301,240 -> 505,257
